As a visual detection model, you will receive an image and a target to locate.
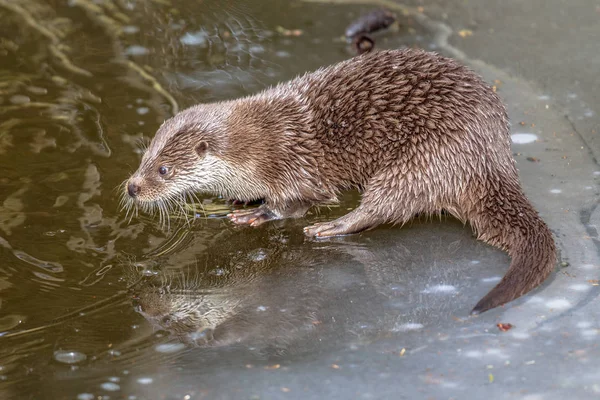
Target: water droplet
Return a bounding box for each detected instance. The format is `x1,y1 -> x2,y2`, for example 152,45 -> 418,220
136,107 -> 149,115
511,133 -> 538,144
576,321 -> 592,328
124,46 -> 149,56
393,322 -> 424,332
100,382 -> 120,391
569,283 -> 592,292
546,298 -> 571,309
123,26 -> 140,34
549,189 -> 562,194
249,45 -> 265,54
464,350 -> 483,358
248,249 -> 267,262
54,350 -> 87,364
77,394 -> 94,400
155,343 -> 185,353
137,377 -> 153,385
210,268 -> 227,276
581,329 -> 598,338
421,284 -> 457,294
510,331 -> 530,340
180,31 -> 208,46
481,276 -> 502,283
0,314 -> 25,331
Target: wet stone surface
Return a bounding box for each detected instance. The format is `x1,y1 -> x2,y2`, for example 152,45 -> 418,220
0,0 -> 598,399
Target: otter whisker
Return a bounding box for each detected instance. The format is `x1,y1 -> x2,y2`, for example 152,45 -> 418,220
135,136 -> 151,155
178,195 -> 191,227
180,193 -> 195,227
126,202 -> 134,224
155,203 -> 161,228
165,196 -> 180,229
162,198 -> 173,231
157,199 -> 166,231
158,200 -> 165,229
169,195 -> 181,228
188,191 -> 206,220
113,177 -> 130,197
169,194 -> 183,222
123,200 -> 132,222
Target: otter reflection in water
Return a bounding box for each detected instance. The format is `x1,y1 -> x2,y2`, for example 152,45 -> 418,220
130,247 -> 335,352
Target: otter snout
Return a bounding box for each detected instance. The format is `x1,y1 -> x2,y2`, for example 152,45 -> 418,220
124,175 -> 167,203
127,176 -> 146,199
127,181 -> 141,198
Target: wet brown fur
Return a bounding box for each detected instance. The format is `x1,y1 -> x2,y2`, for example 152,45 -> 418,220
127,48 -> 557,314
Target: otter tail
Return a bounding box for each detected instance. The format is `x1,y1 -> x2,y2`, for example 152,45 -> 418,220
464,180 -> 556,315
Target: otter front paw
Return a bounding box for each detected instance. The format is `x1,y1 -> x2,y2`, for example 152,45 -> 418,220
227,207 -> 276,227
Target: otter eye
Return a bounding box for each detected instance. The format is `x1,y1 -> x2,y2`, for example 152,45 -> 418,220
158,166 -> 169,176
162,316 -> 172,325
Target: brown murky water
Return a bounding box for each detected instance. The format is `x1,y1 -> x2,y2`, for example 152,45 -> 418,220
0,1 -> 513,399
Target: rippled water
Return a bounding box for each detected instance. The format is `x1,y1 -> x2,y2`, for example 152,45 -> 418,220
2,1 -> 594,399
0,1 -> 443,397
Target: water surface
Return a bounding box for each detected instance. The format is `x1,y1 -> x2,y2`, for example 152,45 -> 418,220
1,1 -> 598,399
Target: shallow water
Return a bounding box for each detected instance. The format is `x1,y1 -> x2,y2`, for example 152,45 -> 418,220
0,1 -> 599,399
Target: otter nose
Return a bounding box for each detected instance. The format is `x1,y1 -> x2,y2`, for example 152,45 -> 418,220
127,182 -> 141,198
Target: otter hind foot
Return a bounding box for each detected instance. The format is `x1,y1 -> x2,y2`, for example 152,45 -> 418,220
304,208 -> 383,238
304,221 -> 354,237
227,206 -> 277,227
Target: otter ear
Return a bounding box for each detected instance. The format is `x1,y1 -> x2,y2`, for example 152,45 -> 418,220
195,141 -> 208,157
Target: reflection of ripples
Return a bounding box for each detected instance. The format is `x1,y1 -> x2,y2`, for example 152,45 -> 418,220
126,0 -> 281,102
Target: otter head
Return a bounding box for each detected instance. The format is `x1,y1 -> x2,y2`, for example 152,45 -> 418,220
124,104 -> 236,214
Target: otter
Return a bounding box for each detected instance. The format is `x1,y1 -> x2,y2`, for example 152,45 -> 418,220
124,48 -> 556,314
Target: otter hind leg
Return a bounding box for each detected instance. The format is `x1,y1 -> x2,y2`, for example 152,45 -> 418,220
228,202 -> 311,227
304,173 -> 427,237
